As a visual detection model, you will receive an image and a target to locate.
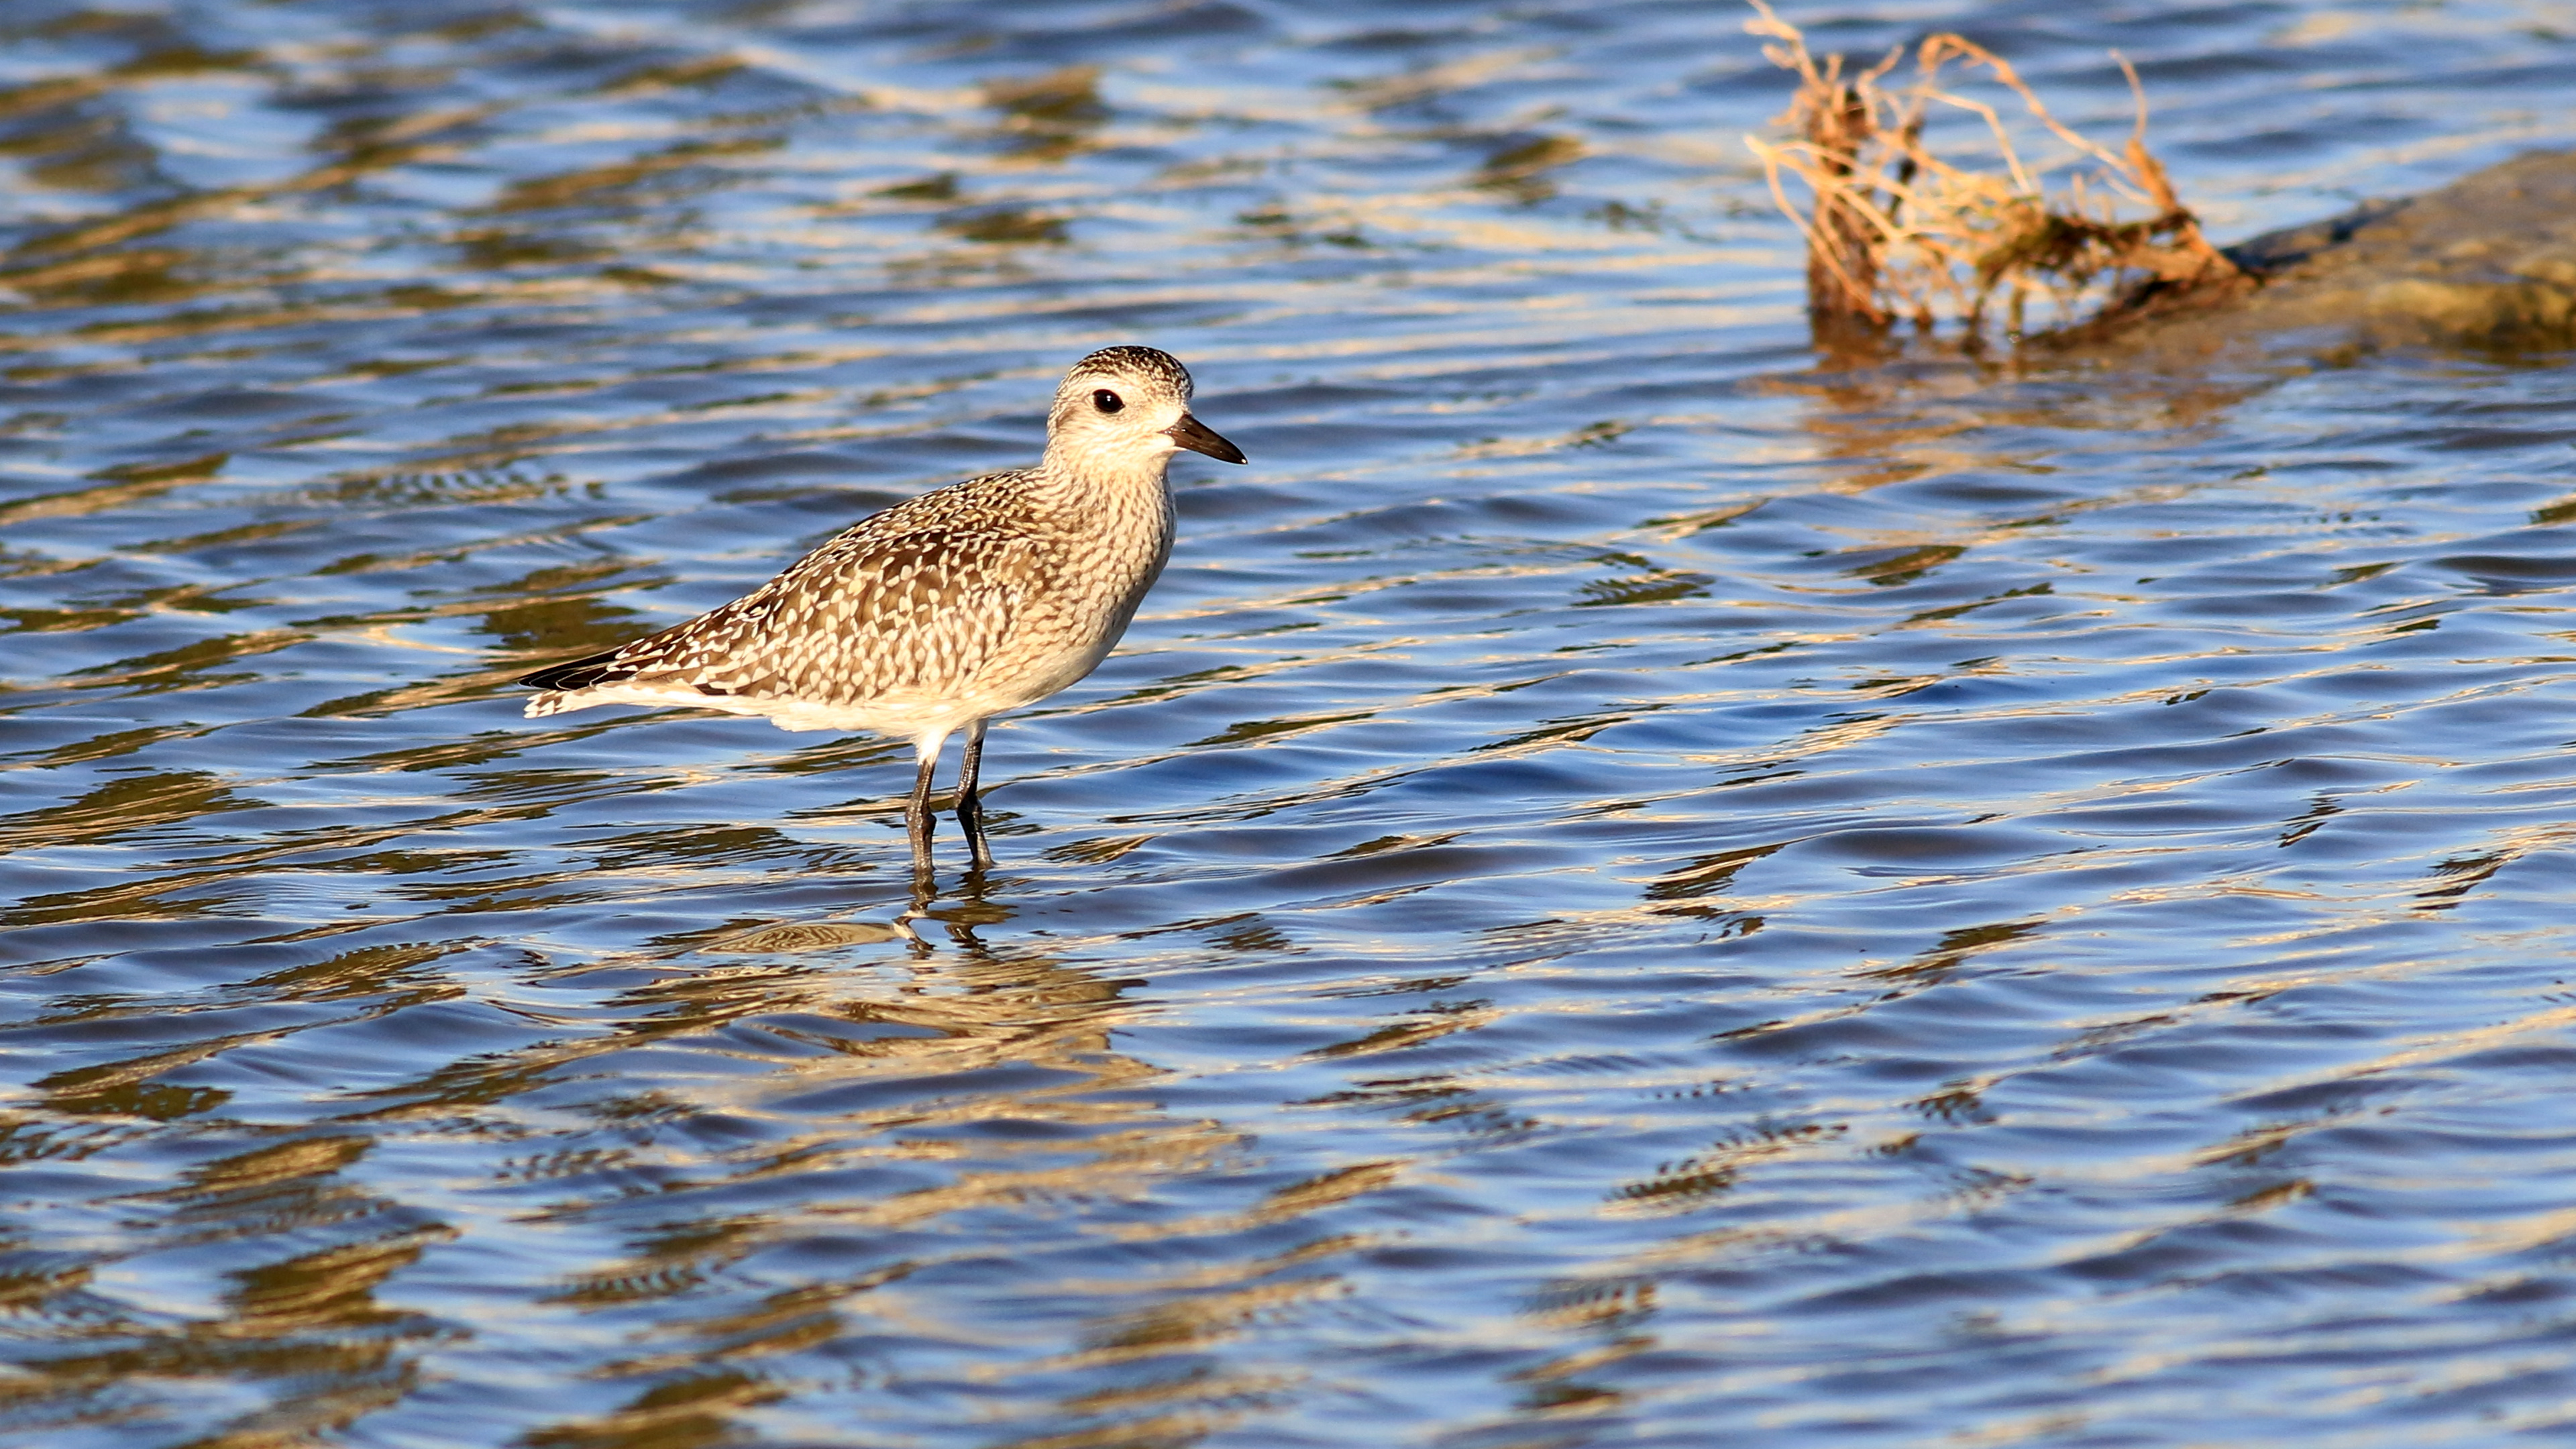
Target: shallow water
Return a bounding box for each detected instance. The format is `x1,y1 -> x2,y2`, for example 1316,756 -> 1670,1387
6,1 -> 2576,1445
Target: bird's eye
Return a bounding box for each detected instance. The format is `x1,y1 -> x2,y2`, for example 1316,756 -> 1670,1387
1092,389 -> 1124,414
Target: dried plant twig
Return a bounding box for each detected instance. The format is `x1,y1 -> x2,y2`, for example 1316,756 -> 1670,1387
1743,2 -> 2245,344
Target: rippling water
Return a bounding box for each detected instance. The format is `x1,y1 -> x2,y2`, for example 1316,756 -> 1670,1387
7,1 -> 2576,1444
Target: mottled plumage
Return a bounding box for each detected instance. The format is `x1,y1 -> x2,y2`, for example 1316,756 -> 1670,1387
519,345 -> 1245,878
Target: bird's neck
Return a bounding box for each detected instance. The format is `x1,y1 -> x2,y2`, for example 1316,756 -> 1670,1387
1035,445 -> 1176,512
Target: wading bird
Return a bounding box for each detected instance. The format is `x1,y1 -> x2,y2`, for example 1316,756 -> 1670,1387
518,345 -> 1244,881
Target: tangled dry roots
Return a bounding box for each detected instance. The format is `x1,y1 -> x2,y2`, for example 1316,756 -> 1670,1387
1743,1 -> 2247,345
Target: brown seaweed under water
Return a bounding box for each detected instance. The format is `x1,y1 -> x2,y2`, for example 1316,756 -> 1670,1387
4,2 -> 2576,1446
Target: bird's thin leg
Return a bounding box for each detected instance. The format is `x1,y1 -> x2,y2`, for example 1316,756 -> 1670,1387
956,719 -> 994,872
906,741 -> 941,884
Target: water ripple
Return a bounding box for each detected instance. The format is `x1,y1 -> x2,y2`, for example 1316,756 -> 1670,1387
5,1 -> 2576,1446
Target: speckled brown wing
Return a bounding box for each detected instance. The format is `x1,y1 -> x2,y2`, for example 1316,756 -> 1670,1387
521,474 -> 1040,706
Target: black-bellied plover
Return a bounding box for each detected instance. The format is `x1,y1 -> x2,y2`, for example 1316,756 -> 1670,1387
518,345 -> 1244,879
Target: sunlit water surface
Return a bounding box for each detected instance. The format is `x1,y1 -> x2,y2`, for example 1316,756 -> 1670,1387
6,1 -> 2576,1444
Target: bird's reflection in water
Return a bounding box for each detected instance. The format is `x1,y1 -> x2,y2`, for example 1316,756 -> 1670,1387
702,919 -> 916,955
498,887 -> 1254,1449
691,855 -> 1026,956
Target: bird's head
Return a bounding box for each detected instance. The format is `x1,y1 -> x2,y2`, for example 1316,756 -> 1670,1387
1044,345 -> 1246,474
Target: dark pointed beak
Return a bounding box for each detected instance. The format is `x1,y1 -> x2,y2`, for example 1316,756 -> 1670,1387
1166,412 -> 1246,464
